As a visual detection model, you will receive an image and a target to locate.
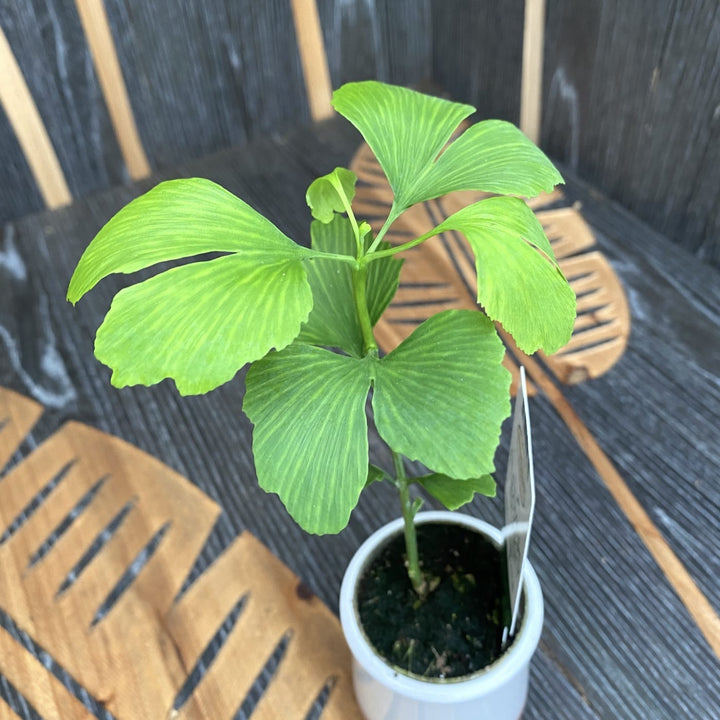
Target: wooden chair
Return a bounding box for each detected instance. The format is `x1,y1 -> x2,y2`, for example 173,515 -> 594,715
0,0 -> 331,219
0,0 -> 543,224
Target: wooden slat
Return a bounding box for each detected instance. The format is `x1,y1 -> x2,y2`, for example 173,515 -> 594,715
166,533 -> 361,720
0,389 -> 363,719
0,388 -> 42,471
74,0 -> 151,180
0,625 -> 97,720
520,0 -> 546,143
515,344 -> 720,658
0,27 -> 72,209
0,419 -> 221,718
290,0 -> 333,120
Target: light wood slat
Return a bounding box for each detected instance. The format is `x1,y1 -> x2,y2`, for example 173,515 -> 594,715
0,27 -> 72,209
520,0 -> 546,143
514,343 -> 720,658
74,0 -> 151,180
290,0 -> 333,120
0,695 -> 17,720
167,533 -> 361,720
0,626 -> 97,720
0,419 -> 221,718
0,387 -> 42,470
0,389 -> 363,718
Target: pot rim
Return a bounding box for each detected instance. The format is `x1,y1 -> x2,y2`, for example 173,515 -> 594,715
339,510 -> 543,703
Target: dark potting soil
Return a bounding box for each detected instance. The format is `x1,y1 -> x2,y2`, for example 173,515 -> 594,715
356,522 -> 513,680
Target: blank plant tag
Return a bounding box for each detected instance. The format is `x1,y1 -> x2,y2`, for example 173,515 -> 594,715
503,366 -> 536,640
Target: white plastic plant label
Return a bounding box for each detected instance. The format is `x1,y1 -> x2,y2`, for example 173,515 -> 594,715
503,366 -> 536,641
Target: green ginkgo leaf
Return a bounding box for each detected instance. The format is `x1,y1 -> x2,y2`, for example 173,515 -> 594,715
435,196 -> 577,354
306,167 -> 357,223
332,82 -> 560,216
297,215 -> 402,355
96,252 -> 312,395
417,473 -> 496,510
67,178 -> 317,394
244,344 -> 372,534
373,309 -> 511,479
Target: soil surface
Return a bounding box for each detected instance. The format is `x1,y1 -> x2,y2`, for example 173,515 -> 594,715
356,522 -> 512,679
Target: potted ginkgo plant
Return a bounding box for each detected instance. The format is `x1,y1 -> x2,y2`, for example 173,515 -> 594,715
67,81 -> 576,720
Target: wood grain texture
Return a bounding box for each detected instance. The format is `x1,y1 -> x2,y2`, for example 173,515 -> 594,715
290,0 -> 333,120
431,0 -> 526,122
542,0 -> 720,268
0,387 -> 41,471
74,0 -> 151,179
100,0 -> 309,170
0,0 -> 126,221
1,117 -> 718,718
316,0 -> 432,87
2,0 -> 719,274
0,25 -> 72,209
0,419 -> 220,718
520,0 -> 546,143
0,403 -> 360,719
165,533 -> 360,720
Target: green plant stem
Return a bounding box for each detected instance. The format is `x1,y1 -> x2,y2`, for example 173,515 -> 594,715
363,226 -> 439,264
352,265 -> 378,355
394,451 -> 426,598
367,204 -> 401,253
330,175 -> 363,255
307,251 -> 358,265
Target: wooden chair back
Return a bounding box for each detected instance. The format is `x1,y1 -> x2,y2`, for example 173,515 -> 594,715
0,0 -> 333,217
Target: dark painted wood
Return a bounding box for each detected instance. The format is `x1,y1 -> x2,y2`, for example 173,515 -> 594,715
1,116 -> 719,719
316,0 -> 432,87
101,0 -> 309,170
430,0 -> 525,122
0,0 -> 126,220
4,0 -> 719,273
542,0 -> 720,268
0,108 -> 44,223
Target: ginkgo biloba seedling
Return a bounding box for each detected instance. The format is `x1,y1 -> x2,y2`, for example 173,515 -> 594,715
67,81 -> 576,598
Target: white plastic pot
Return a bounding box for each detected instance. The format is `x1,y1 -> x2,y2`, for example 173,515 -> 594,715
340,511 -> 543,720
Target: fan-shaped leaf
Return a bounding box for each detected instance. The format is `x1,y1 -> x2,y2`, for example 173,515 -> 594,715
333,82 -> 560,217
332,82 -> 474,212
96,253 -> 312,395
411,120 -> 563,205
417,473 -> 496,510
373,310 -> 510,479
67,178 -> 319,395
296,217 -> 363,355
435,197 -> 576,354
67,178 -> 305,301
306,167 -> 358,223
244,345 -> 372,534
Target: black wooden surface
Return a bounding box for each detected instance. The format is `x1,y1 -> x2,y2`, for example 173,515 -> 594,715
0,0 -> 433,226
0,0 -> 126,221
1,115 -> 720,720
430,0 -> 525,124
541,0 -> 720,268
3,1 -> 719,268
432,0 -> 720,270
